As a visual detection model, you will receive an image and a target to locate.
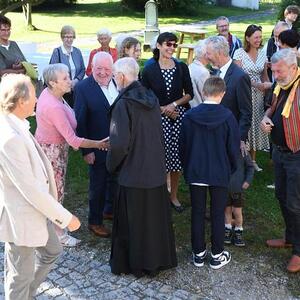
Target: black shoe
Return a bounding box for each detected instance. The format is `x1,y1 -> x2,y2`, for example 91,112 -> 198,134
210,251 -> 231,270
233,230 -> 245,247
170,201 -> 184,213
193,250 -> 207,267
224,227 -> 233,245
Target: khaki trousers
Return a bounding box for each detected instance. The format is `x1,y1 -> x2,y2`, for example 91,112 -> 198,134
4,222 -> 63,300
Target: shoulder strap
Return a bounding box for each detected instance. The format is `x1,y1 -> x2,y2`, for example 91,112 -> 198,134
57,47 -> 62,63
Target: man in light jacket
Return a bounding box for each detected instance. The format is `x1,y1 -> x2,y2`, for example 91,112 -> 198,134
0,74 -> 80,300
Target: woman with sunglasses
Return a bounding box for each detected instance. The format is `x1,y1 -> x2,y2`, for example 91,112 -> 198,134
49,25 -> 85,108
233,24 -> 272,171
142,32 -> 193,213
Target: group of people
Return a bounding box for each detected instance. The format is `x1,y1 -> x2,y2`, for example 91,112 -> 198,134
1,5 -> 300,299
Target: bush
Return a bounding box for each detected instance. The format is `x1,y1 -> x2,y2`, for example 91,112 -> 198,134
277,0 -> 300,31
121,0 -> 205,15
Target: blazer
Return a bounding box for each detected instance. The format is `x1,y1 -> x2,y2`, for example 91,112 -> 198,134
0,114 -> 72,247
222,62 -> 252,142
50,46 -> 85,81
74,75 -> 111,164
141,59 -> 194,106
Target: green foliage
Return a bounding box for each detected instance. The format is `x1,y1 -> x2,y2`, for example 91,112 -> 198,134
277,0 -> 300,30
121,0 -> 205,15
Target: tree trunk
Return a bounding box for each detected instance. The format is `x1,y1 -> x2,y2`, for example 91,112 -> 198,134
22,3 -> 31,26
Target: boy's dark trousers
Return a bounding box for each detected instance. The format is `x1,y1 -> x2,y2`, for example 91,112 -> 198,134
190,185 -> 228,255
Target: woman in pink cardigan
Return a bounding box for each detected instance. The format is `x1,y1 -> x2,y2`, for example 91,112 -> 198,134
35,63 -> 109,247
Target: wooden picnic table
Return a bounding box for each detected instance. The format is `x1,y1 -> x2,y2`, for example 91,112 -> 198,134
176,27 -> 207,63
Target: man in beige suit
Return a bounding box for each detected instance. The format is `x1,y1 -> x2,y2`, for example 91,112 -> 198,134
0,73 -> 81,300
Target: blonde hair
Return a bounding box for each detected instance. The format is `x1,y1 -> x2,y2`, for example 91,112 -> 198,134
0,74 -> 31,113
118,37 -> 140,59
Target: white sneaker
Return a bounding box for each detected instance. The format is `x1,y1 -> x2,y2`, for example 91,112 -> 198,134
60,234 -> 81,247
252,161 -> 263,172
192,249 -> 207,267
209,250 -> 231,270
267,184 -> 275,189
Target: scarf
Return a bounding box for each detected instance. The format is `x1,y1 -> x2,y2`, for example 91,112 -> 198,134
273,68 -> 300,118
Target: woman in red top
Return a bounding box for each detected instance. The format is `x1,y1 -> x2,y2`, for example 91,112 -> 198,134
86,28 -> 117,76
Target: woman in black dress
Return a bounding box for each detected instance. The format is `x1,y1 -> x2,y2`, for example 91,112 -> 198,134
142,32 -> 193,212
107,57 -> 177,277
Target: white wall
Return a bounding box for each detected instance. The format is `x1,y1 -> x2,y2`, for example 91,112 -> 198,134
231,0 -> 259,10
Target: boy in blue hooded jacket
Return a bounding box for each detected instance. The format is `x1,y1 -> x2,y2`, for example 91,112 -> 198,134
179,77 -> 240,269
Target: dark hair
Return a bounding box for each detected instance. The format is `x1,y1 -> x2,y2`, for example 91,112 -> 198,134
153,32 -> 178,60
0,15 -> 11,27
278,29 -> 300,48
243,24 -> 262,52
285,5 -> 300,16
203,76 -> 226,97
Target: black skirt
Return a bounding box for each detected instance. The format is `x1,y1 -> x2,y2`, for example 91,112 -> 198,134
110,184 -> 177,277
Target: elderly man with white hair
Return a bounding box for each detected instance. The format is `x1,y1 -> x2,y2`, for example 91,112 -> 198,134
188,40 -> 210,107
74,51 -> 118,238
107,57 -> 177,278
0,74 -> 81,299
261,49 -> 300,273
86,28 -> 118,76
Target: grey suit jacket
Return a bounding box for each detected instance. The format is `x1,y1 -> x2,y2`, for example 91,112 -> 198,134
0,114 -> 72,247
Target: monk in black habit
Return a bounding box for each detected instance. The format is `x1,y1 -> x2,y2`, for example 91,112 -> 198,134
106,57 -> 177,278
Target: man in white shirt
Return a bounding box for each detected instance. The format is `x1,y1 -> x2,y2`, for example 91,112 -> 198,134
74,52 -> 118,238
0,74 -> 81,300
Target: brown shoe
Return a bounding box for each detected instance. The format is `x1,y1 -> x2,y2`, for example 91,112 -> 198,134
88,224 -> 111,238
103,213 -> 113,220
266,238 -> 292,248
287,255 -> 300,273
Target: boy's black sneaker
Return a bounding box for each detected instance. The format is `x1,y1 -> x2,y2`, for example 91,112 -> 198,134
224,227 -> 233,245
209,250 -> 231,270
192,250 -> 207,267
233,230 -> 245,247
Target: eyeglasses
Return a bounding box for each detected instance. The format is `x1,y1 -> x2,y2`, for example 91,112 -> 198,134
217,24 -> 229,28
165,42 -> 178,48
63,35 -> 75,39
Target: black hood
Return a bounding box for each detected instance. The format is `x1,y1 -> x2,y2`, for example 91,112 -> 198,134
118,81 -> 158,110
185,103 -> 232,129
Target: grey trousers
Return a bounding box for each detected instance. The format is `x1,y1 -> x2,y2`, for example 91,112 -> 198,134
4,222 -> 63,300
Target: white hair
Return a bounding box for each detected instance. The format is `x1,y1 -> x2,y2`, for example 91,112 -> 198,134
271,48 -> 297,66
43,63 -> 69,88
0,74 -> 32,113
92,51 -> 113,66
194,40 -> 206,59
216,16 -> 229,25
274,21 -> 289,31
205,36 -> 230,57
113,57 -> 139,81
96,28 -> 112,38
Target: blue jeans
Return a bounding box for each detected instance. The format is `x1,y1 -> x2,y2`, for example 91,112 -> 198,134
190,185 -> 228,255
273,147 -> 300,255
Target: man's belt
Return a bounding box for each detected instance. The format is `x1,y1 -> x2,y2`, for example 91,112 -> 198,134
274,144 -> 292,153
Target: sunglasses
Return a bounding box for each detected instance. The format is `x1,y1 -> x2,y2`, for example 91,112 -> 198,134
165,42 -> 178,48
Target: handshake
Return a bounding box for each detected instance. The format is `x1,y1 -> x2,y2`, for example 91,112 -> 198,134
97,136 -> 110,151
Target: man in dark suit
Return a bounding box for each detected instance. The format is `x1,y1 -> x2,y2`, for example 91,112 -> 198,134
205,36 -> 252,156
74,51 -> 118,237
